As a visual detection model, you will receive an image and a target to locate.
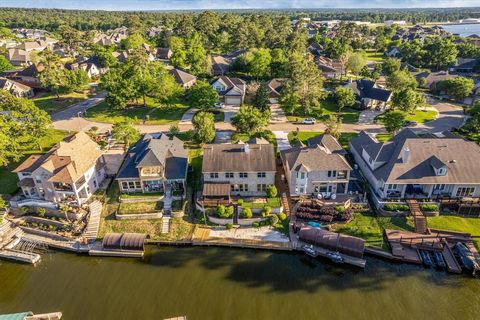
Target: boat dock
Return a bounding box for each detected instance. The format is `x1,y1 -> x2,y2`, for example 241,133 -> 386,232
384,228 -> 478,273
0,248 -> 41,264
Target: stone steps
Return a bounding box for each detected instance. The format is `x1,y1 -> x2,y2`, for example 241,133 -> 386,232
162,216 -> 170,234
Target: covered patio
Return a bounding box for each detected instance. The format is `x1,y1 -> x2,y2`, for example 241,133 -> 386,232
201,183 -> 231,206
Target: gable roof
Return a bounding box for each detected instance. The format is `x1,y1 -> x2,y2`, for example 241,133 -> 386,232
117,133 -> 188,180
281,143 -> 351,173
307,134 -> 346,155
169,68 -> 196,85
14,132 -> 103,184
211,76 -> 246,96
202,143 -> 276,173
350,129 -> 480,185
345,79 -> 392,102
266,78 -> 286,98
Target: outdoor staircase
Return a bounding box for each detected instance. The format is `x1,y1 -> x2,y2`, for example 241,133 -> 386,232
161,216 -> 170,234
83,201 -> 103,240
407,200 -> 428,234
281,192 -> 290,216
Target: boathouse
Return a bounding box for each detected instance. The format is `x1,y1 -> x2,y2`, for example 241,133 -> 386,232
299,227 -> 365,258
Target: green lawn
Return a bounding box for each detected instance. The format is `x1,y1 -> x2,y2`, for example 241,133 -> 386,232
375,133 -> 392,142
428,215 -> 480,248
376,109 -> 438,125
332,212 -> 414,247
0,129 -> 69,195
364,51 -> 386,62
118,201 -> 163,214
188,148 -> 203,191
287,131 -> 358,150
33,91 -> 89,114
85,97 -> 190,125
286,98 -> 360,124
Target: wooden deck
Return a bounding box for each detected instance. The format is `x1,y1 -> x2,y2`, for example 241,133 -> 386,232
384,228 -> 478,273
406,200 -> 427,234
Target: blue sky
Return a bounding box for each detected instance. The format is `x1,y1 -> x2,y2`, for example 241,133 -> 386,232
2,0 -> 480,10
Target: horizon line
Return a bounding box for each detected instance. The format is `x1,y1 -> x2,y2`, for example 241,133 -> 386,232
2,6 -> 480,12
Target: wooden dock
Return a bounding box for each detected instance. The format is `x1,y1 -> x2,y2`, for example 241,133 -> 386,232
442,243 -> 462,273
0,249 -> 41,264
88,249 -> 144,258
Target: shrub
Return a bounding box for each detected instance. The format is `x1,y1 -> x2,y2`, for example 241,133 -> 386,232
278,212 -> 287,221
262,206 -> 272,217
269,214 -> 279,226
241,208 -> 253,219
421,204 -> 439,212
237,199 -> 244,206
383,204 -> 409,211
216,205 -> 226,217
266,185 -> 278,198
37,207 -> 46,218
252,222 -> 260,228
217,205 -> 234,218
225,206 -> 235,217
226,222 -> 233,230
335,205 -> 345,213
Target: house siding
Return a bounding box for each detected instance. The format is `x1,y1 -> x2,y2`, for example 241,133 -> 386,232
203,171 -> 275,196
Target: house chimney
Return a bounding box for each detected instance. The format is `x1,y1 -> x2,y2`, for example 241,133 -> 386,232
402,147 -> 410,163
244,143 -> 250,153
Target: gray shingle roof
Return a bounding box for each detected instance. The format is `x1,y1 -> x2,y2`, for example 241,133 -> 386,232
117,134 -> 188,180
281,140 -> 351,173
351,129 -> 480,184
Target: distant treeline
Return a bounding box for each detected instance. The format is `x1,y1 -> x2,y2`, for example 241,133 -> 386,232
0,7 -> 480,32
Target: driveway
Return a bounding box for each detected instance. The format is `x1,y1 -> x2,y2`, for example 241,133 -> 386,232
179,108 -> 198,125
273,131 -> 291,151
358,109 -> 383,125
417,100 -> 466,133
222,105 -> 239,123
269,104 -> 288,123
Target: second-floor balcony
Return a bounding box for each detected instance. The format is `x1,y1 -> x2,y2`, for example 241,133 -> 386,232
53,182 -> 74,192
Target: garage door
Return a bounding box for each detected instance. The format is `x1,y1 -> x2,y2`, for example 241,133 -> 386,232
225,96 -> 242,106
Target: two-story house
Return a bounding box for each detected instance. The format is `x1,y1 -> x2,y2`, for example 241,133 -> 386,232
350,129 -> 480,206
202,142 -> 276,199
116,133 -> 188,195
13,132 -> 106,205
281,135 -> 352,197
210,76 -> 246,106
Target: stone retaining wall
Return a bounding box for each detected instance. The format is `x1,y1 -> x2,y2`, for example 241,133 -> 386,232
207,216 -> 233,225
20,226 -> 73,241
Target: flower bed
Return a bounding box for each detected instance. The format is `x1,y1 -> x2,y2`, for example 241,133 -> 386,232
295,202 -> 353,223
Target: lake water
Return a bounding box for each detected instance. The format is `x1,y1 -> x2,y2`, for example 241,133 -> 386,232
1,246 -> 480,320
440,24 -> 480,37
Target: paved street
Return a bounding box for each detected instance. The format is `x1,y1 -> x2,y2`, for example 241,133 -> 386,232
51,96 -> 467,137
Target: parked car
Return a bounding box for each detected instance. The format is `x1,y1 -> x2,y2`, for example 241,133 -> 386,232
302,118 -> 316,125
214,102 -> 225,109
403,120 -> 417,127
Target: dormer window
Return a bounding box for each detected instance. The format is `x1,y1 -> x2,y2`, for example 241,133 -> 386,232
435,166 -> 448,176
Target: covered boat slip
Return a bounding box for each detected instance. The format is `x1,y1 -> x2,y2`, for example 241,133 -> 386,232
298,227 -> 366,268
383,228 -> 479,273
89,233 -> 147,258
